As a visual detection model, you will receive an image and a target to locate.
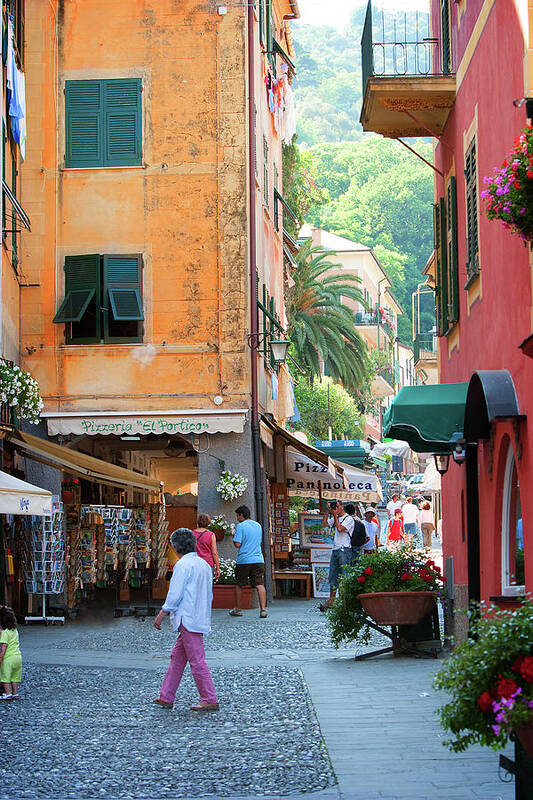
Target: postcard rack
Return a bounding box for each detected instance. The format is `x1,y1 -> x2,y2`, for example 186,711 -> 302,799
25,498 -> 66,624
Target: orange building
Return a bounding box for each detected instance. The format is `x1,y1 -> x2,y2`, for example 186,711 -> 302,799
5,0 -> 299,533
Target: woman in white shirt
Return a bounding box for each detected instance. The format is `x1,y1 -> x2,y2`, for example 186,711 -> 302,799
419,502 -> 435,548
153,528 -> 219,711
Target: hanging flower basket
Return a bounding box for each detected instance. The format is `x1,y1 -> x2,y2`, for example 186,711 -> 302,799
210,515 -> 235,542
216,469 -> 248,502
482,124 -> 533,242
0,361 -> 43,423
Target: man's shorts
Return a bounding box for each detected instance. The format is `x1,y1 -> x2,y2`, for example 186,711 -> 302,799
235,562 -> 265,588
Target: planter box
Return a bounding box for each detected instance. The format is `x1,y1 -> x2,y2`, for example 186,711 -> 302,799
359,591 -> 435,626
212,584 -> 252,609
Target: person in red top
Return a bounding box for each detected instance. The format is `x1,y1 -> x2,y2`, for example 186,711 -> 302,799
192,514 -> 221,582
386,508 -> 405,550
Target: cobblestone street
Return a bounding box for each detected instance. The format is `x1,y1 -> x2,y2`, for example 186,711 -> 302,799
1,600 -> 513,800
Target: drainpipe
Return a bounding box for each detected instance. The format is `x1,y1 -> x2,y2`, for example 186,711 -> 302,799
247,2 -> 264,533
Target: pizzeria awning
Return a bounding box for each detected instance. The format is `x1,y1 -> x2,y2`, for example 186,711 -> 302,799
41,408 -> 248,437
382,383 -> 469,453
7,430 -> 162,493
0,470 -> 52,516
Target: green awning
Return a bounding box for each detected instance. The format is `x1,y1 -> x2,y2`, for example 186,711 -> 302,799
371,455 -> 388,469
382,382 -> 469,453
313,443 -> 369,467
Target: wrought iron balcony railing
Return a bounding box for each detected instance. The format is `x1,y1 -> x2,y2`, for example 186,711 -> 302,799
362,1 -> 450,95
413,333 -> 437,363
355,310 -> 395,339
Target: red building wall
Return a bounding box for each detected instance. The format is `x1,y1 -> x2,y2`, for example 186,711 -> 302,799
434,0 -> 533,597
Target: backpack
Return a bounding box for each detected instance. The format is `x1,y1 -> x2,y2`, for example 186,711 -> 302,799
351,519 -> 366,548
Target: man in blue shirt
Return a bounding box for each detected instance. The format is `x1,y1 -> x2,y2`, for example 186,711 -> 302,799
230,505 -> 267,619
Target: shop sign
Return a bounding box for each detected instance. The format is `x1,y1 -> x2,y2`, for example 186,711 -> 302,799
45,411 -> 247,437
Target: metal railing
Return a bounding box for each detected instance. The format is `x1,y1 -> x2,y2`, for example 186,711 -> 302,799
413,333 -> 437,363
362,1 -> 447,94
355,310 -> 395,339
379,366 -> 395,389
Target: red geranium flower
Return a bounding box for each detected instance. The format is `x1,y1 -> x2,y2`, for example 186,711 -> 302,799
477,691 -> 494,712
364,567 -> 373,576
519,656 -> 533,682
527,170 -> 533,179
400,573 -> 411,581
496,676 -> 519,698
357,575 -> 366,584
514,181 -> 522,189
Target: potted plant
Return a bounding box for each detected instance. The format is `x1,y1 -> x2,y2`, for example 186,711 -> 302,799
209,515 -> 235,543
216,469 -> 248,502
482,123 -> 533,243
212,558 -> 253,609
434,600 -> 533,757
327,548 -> 445,648
0,361 -> 44,423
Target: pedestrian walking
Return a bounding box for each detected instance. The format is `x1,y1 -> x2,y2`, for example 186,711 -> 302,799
386,493 -> 403,519
0,606 -> 22,701
349,506 -> 367,564
229,505 -> 267,618
153,528 -> 218,711
320,500 -> 355,610
362,507 -> 380,554
401,497 -> 420,547
419,502 -> 436,548
385,508 -> 405,550
192,513 -> 221,581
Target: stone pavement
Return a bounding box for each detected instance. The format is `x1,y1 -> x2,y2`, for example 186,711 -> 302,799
2,600 -> 513,800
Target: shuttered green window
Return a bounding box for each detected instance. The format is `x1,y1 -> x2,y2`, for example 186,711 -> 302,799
440,0 -> 451,75
65,79 -> 142,168
465,138 -> 480,282
434,199 -> 448,337
263,136 -> 269,207
259,0 -> 266,46
53,254 -> 143,343
446,176 -> 459,324
103,255 -> 144,342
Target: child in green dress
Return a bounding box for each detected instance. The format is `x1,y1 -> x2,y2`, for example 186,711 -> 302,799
0,606 -> 22,700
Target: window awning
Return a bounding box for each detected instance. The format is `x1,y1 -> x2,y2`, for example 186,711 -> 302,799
0,469 -> 52,516
464,370 -> 524,440
2,179 -> 31,231
314,440 -> 370,468
382,383 -> 469,453
283,228 -> 299,255
7,430 -> 162,493
274,188 -> 298,224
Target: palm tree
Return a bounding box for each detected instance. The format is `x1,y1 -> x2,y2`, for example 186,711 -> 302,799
287,239 -> 369,393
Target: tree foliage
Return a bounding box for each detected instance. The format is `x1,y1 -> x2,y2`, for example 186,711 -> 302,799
287,239 -> 368,392
291,377 -> 364,442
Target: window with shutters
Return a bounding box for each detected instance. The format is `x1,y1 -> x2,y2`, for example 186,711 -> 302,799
440,0 -> 452,75
6,0 -> 25,69
273,163 -> 279,229
65,79 -> 142,168
263,136 -> 269,208
446,175 -> 459,325
53,254 -> 144,344
434,198 -> 448,336
465,137 -> 480,282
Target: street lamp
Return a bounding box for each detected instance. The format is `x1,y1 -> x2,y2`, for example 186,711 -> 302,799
434,452 -> 451,475
450,433 -> 467,465
270,338 -> 290,365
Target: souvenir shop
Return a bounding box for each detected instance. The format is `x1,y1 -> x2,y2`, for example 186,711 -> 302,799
260,419 -> 381,601
1,429 -> 168,619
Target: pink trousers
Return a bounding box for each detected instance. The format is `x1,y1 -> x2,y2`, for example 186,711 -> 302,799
159,623 -> 217,705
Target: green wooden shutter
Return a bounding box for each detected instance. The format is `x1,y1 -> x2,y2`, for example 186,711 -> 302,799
440,0 -> 451,74
465,139 -> 479,280
54,254 -> 100,334
259,0 -> 265,46
65,81 -> 103,168
103,254 -> 143,321
103,79 -> 142,167
447,176 -> 459,324
434,201 -> 448,337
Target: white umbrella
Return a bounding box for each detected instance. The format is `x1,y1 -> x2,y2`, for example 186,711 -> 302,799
0,469 -> 52,516
371,439 -> 411,458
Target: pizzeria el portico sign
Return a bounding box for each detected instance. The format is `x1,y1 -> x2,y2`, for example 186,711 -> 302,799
43,410 -> 248,437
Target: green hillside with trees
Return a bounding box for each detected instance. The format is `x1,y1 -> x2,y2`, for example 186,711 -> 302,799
289,7 -> 436,342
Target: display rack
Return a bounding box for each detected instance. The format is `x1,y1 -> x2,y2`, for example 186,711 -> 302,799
25,498 -> 65,624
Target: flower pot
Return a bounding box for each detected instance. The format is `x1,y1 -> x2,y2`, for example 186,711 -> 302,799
212,584 -> 252,609
358,591 -> 436,626
213,529 -> 225,543
515,724 -> 533,759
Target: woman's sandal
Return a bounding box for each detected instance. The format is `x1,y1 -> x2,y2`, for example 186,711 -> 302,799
153,698 -> 173,708
190,702 -> 219,711
228,608 -> 243,617
1,694 -> 12,701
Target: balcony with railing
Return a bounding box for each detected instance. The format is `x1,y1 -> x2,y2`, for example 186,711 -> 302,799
355,309 -> 396,347
360,1 -> 456,138
413,332 -> 437,365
